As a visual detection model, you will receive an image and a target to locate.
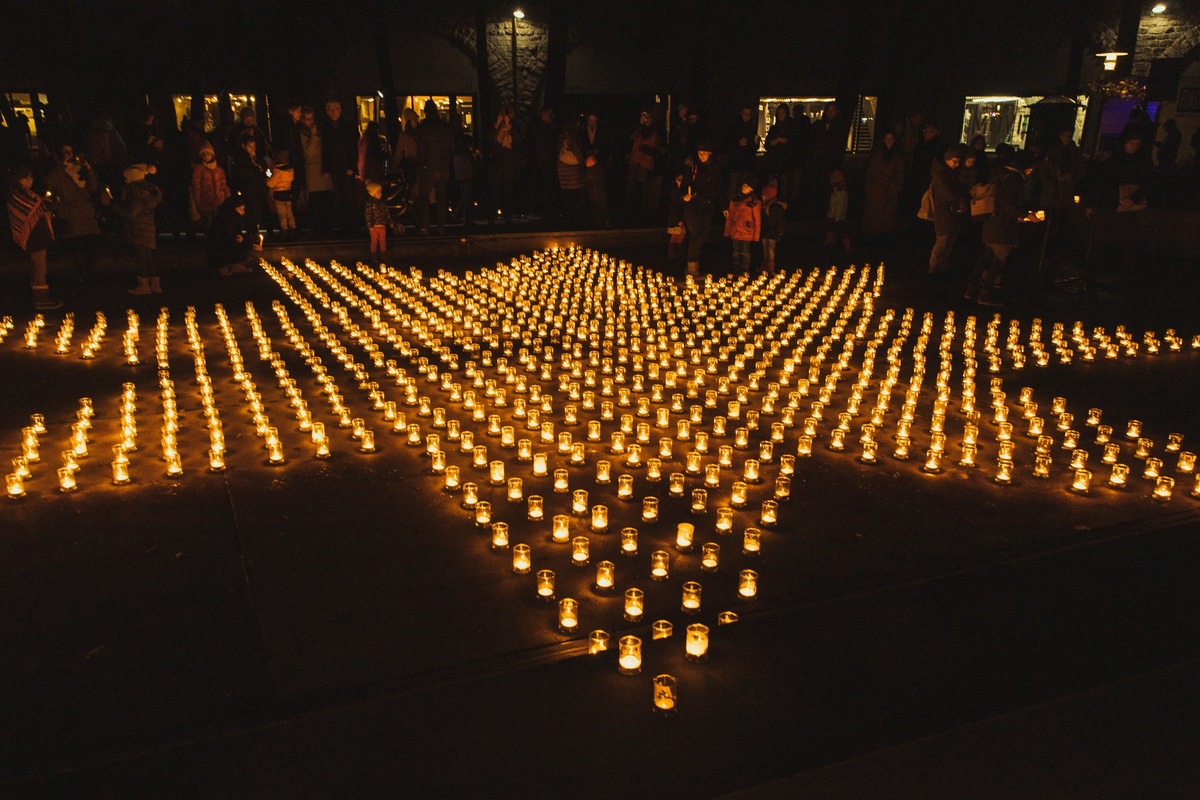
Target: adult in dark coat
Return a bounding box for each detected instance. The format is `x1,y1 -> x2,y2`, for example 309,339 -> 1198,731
1090,135 -> 1152,283
228,133 -> 270,235
44,143 -> 105,278
414,99 -> 455,235
927,144 -> 966,275
966,154 -> 1034,305
725,105 -> 759,199
321,100 -> 359,232
529,107 -> 559,219
861,131 -> 905,237
582,112 -> 610,228
680,139 -> 724,275
764,104 -> 796,197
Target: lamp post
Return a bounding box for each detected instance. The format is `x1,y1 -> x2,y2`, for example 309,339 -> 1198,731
511,9 -> 524,109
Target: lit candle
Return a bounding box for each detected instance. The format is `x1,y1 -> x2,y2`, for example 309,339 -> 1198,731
1177,452 -> 1196,474
111,460 -> 131,485
1096,425 -> 1112,445
571,535 -> 590,565
475,500 -> 492,526
557,597 -> 579,633
718,610 -> 739,625
536,569 -> 556,601
1033,454 -> 1051,478
994,460 -> 1013,484
554,469 -> 569,493
594,559 -> 615,592
1152,476 -> 1174,501
591,505 -> 609,532
646,458 -> 662,481
675,522 -> 695,552
1071,468 -> 1091,494
760,499 -> 778,526
690,488 -> 707,514
650,550 -> 670,581
685,623 -> 709,663
743,527 -> 762,555
737,569 -> 758,600
595,460 -> 611,484
680,580 -> 702,614
668,473 -> 685,497
589,630 -> 610,655
797,435 -> 813,457
1069,449 -> 1089,471
1143,458 -> 1162,480
1166,433 -> 1184,452
552,514 -> 570,544
512,543 -> 531,573
618,635 -> 642,675
617,474 -> 634,499
623,587 -> 644,621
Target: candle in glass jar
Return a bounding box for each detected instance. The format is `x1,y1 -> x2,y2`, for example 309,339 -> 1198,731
743,527 -> 762,555
1152,476 -> 1174,501
685,623 -> 709,663
620,526 -> 638,556
738,569 -> 758,600
690,488 -> 707,514
512,543 -> 531,573
552,514 -> 570,544
701,541 -> 720,571
554,469 -> 569,492
650,550 -> 670,580
536,569 -> 555,601
675,522 -> 695,551
1071,468 -> 1091,494
589,630 -> 609,655
557,597 -> 579,633
618,635 -> 642,674
111,460 -> 131,485
571,536 -> 590,565
623,587 -> 644,621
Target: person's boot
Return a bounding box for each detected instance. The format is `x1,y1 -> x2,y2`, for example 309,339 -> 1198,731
128,277 -> 153,296
31,284 -> 62,311
150,277 -> 162,294
686,261 -> 700,276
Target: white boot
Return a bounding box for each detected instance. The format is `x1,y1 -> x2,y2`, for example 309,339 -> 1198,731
128,277 -> 153,296
150,277 -> 162,294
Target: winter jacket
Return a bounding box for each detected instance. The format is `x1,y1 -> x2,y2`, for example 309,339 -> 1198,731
929,158 -> 966,235
557,128 -> 586,190
629,126 -> 660,173
192,163 -> 231,214
761,196 -> 788,240
982,166 -> 1026,247
44,162 -> 103,238
114,180 -> 162,250
266,163 -> 295,202
724,194 -> 761,242
364,196 -> 390,228
207,198 -> 250,269
416,116 -> 455,177
682,158 -> 723,210
861,144 -> 904,235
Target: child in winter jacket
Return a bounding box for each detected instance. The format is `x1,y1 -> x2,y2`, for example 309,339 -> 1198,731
760,179 -> 787,272
364,180 -> 389,253
191,142 -> 230,231
723,181 -> 761,271
822,169 -> 852,255
115,163 -> 163,295
266,150 -> 296,238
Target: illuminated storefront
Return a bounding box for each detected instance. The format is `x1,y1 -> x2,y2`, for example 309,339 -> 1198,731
756,95 -> 877,154
961,95 -> 1088,150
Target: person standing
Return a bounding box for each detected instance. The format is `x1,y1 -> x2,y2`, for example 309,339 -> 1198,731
626,109 -> 662,220
928,144 -> 967,276
582,112 -> 610,228
724,180 -> 761,272
294,106 -> 335,238
228,133 -> 270,236
7,165 -> 62,309
760,178 -> 787,272
44,143 -> 105,280
1156,119 -> 1181,170
322,100 -> 359,233
725,105 -> 759,200
965,152 -> 1035,307
764,104 -> 795,200
364,180 -> 389,254
489,105 -> 520,223
191,141 -> 231,232
861,131 -> 905,240
266,150 -> 296,239
114,163 -> 164,295
680,139 -> 723,276
530,107 -> 559,221
414,99 -> 455,236
556,116 -> 586,228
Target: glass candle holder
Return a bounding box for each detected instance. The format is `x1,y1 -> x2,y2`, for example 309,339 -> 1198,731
646,458 -> 662,481
111,460 -> 130,485
1100,443 -> 1120,464
1177,452 -> 1196,474
1069,449 -> 1089,471
558,597 -> 579,633
743,526 -> 763,556
1152,476 -> 1175,501
797,435 -> 813,457
594,560 -> 616,592
1033,454 -> 1051,478
591,504 -> 609,532
1071,468 -> 1091,494
760,499 -> 778,526
713,506 -> 734,535
1096,425 -> 1113,445
679,580 -> 702,614
1108,463 -> 1130,489
623,587 -> 644,621
675,522 -> 695,552
512,543 -> 532,574
696,541 -> 719,572
668,473 -> 685,497
571,536 -> 590,566
620,526 -> 639,556
1126,420 -> 1142,440
443,464 -> 461,491
718,611 -> 739,625
572,489 -> 589,516
737,569 -> 758,600
1166,433 -> 1184,452
554,469 -> 569,493
595,460 -> 611,484
617,474 -> 634,500
1143,458 -> 1162,479
589,630 -> 610,655
531,452 -> 548,476
475,501 -> 493,526
536,569 -> 556,601
685,451 -> 702,475
650,550 -> 670,581
548,513 -> 570,544
618,635 -> 642,675
490,521 -> 509,549
993,459 -> 1013,484
780,454 -> 795,476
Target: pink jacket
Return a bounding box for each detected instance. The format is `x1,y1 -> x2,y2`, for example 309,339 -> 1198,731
724,195 -> 761,242
192,164 -> 231,214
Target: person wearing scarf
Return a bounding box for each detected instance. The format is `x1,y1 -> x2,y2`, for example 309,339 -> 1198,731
7,165 -> 62,310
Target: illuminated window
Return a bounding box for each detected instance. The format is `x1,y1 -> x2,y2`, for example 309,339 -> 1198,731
228,94 -> 258,121
4,92 -> 41,137
356,96 -> 379,135
756,96 -> 836,154
404,95 -> 474,133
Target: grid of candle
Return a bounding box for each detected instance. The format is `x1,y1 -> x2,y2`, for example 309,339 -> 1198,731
3,248 -> 1200,710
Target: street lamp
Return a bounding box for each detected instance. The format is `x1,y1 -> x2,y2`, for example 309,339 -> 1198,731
511,9 -> 524,108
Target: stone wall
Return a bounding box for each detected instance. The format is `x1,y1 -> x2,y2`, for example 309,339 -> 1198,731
1091,5 -> 1200,77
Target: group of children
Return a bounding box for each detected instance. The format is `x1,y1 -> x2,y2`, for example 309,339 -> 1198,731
670,170 -> 852,273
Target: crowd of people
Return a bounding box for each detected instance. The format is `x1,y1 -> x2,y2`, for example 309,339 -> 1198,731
3,95 -> 1194,310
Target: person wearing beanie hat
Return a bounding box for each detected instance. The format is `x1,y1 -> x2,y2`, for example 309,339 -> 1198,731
7,165 -> 62,310
113,163 -> 163,295
192,141 -> 231,231
724,179 -> 761,272
679,142 -> 723,275
760,178 -> 788,272
927,143 -> 968,275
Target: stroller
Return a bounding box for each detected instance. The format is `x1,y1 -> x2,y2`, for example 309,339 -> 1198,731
381,172 -> 414,237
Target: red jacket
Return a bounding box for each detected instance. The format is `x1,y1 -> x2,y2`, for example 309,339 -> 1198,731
724,194 -> 761,242
192,164 -> 231,214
